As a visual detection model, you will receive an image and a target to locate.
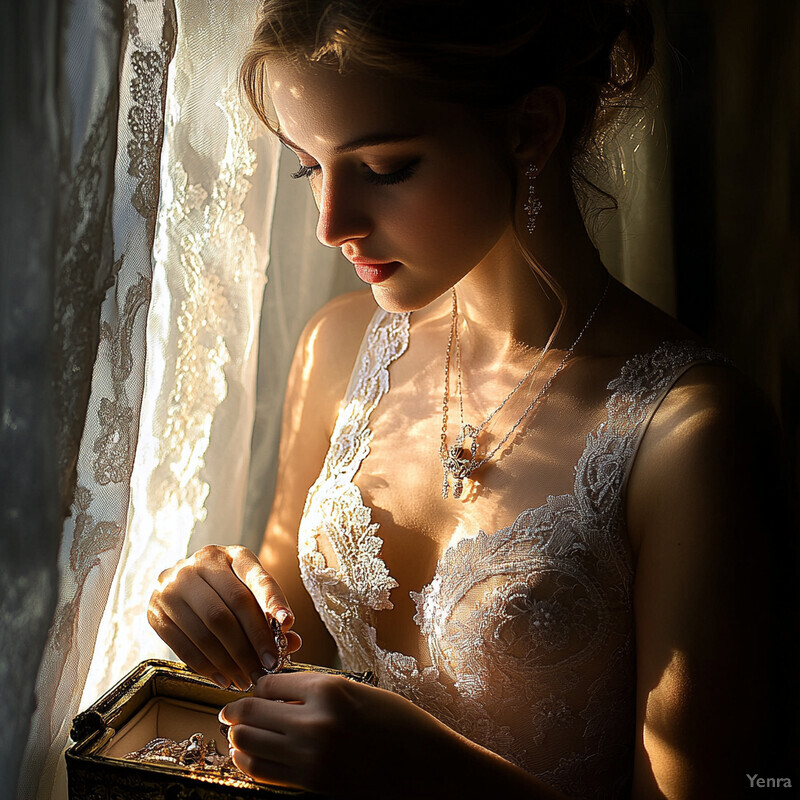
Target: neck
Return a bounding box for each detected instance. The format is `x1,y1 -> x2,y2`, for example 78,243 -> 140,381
452,166 -> 609,360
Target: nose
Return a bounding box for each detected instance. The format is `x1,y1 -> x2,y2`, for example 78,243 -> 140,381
315,171 -> 371,248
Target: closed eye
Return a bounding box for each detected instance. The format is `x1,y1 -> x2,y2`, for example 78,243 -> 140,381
364,159 -> 420,186
289,159 -> 420,185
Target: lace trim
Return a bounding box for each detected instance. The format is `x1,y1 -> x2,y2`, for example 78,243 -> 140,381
93,274 -> 152,485
300,311 -> 409,626
45,0 -> 175,702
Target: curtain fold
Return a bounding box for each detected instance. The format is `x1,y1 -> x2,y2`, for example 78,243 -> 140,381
16,1 -> 176,797
82,0 -> 282,708
708,1 -> 800,470
8,3 -> 357,795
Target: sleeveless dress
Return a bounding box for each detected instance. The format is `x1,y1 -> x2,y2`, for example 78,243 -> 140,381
297,309 -> 725,800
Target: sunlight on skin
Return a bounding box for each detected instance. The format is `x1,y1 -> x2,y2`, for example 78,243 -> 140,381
272,76 -> 331,148
301,328 -> 318,386
642,647 -> 692,797
155,550 -> 274,619
155,552 -> 202,591
241,560 -> 273,615
286,327 -> 318,436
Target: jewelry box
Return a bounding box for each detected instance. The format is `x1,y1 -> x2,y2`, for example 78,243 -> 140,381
66,659 -> 374,799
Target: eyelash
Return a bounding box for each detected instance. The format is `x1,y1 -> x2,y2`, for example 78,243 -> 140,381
290,164 -> 318,180
290,160 -> 419,186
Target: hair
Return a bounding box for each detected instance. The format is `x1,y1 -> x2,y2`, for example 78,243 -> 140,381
241,1 -> 656,341
241,0 -> 655,183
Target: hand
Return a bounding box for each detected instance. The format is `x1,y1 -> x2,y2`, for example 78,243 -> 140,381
147,545 -> 302,690
219,671 -> 474,799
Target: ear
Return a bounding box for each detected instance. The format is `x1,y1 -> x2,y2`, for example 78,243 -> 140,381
509,87 -> 566,171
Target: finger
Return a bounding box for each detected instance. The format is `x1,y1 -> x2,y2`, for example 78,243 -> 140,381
180,578 -> 266,685
199,563 -> 279,673
220,696 -> 298,734
162,595 -> 254,690
229,748 -> 301,789
228,723 -> 293,764
151,563 -> 259,685
285,630 -> 302,654
149,588 -> 249,688
147,610 -> 234,689
228,546 -> 295,628
251,671 -> 324,703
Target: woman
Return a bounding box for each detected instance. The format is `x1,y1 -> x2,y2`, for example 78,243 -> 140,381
148,2 -> 789,797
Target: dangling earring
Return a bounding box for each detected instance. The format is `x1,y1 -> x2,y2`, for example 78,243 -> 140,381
523,163 -> 542,234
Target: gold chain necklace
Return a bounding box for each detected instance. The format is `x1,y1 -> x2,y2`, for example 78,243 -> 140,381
439,275 -> 610,499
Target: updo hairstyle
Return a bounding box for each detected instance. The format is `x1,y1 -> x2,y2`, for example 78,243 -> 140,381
241,0 -> 655,194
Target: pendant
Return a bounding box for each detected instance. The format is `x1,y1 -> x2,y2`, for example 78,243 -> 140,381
442,445 -> 473,498
441,420 -> 483,498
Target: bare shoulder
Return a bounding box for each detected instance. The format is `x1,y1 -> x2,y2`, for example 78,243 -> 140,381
302,288 -> 379,347
637,361 -> 779,465
626,359 -> 784,552
291,289 -> 379,432
625,362 -> 794,797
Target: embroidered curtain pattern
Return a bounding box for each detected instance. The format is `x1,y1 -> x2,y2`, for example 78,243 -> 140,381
12,1 -> 356,798
82,0 -> 281,705
81,0 -> 360,711
16,1 -> 176,797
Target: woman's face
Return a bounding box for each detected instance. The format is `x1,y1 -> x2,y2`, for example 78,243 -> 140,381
266,59 -> 515,312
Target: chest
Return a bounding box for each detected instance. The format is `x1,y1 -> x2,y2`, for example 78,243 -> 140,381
347,342 -> 611,570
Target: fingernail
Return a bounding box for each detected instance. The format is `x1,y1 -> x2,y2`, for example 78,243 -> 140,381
261,651 -> 277,671
276,610 -> 289,626
212,673 -> 228,689
218,708 -> 229,724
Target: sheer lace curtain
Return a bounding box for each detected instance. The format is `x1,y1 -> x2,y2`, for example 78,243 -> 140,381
13,1 -> 176,796
5,1 -> 353,799
2,2 -> 671,799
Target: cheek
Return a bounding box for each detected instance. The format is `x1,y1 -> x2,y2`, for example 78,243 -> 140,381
404,167 -> 512,262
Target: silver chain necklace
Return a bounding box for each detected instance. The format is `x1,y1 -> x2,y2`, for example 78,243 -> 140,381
439,275 -> 610,499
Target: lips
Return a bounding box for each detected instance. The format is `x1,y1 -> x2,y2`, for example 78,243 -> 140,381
348,259 -> 401,285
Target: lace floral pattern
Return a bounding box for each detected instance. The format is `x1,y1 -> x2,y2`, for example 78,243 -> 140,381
18,4 -> 178,796
52,88 -> 119,508
83,4 -> 278,702
126,0 -> 177,227
299,312 -> 409,616
300,312 -> 727,799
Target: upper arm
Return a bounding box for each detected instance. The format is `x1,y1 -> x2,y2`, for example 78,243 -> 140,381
626,365 -> 794,799
258,289 -> 377,667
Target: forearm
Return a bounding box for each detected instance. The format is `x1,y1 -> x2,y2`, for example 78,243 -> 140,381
373,723 -> 572,800
436,737 -> 571,800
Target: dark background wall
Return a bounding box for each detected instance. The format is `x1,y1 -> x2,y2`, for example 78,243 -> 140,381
666,0 -> 799,489
662,0 -> 800,776
664,0 -> 799,772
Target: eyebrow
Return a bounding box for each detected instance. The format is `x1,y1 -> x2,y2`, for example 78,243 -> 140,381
276,129 -> 420,155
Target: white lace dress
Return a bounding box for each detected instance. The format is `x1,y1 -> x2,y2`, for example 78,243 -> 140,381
297,309 -> 724,800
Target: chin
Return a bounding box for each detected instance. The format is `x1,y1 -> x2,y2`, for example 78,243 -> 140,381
370,283 -> 446,315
